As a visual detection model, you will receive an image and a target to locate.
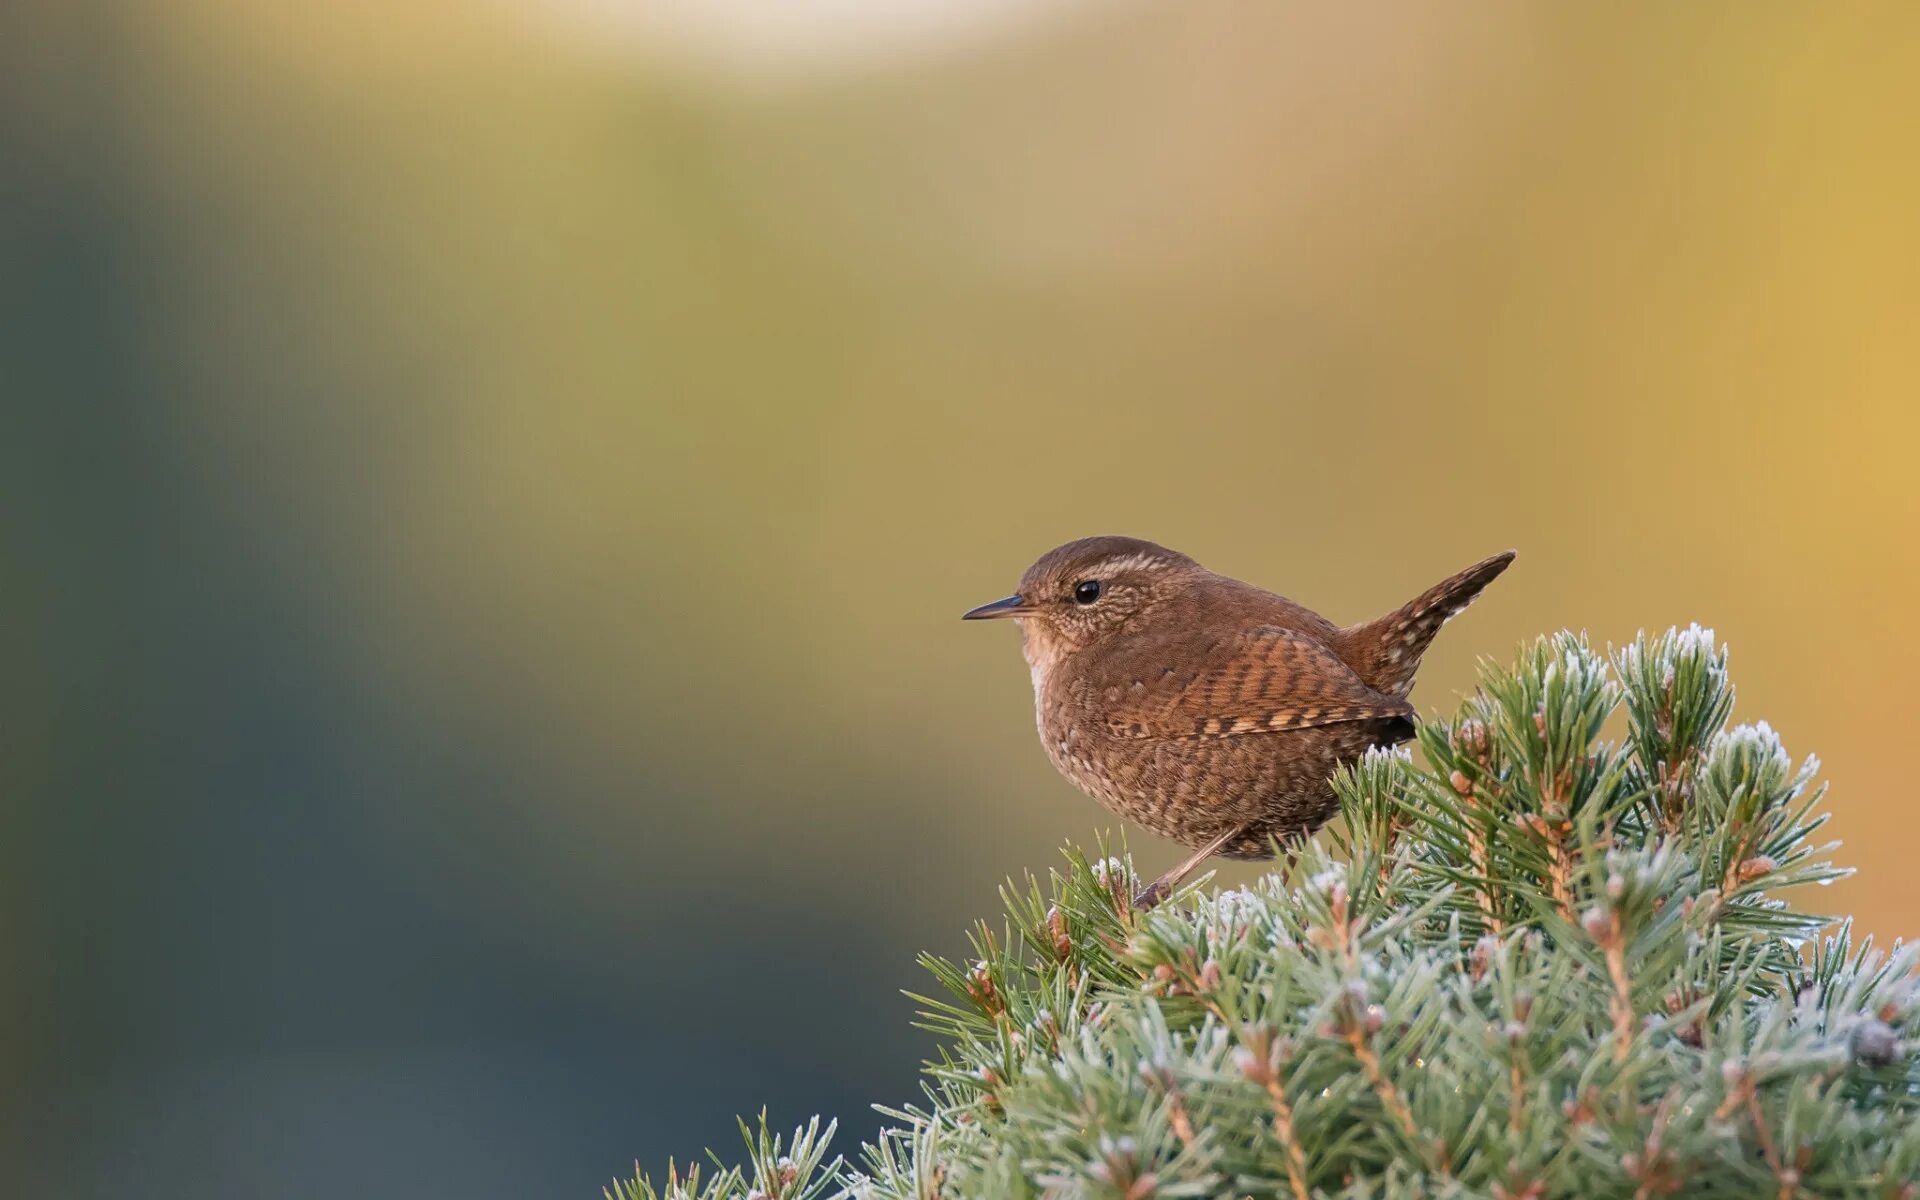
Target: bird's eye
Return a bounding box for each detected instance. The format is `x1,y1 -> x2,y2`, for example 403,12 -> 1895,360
1073,579 -> 1102,605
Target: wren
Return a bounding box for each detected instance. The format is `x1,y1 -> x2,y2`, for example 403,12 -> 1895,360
963,537 -> 1514,906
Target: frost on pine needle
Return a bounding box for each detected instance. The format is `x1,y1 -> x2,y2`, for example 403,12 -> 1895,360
1196,886 -> 1266,945
1305,867 -> 1348,896
1673,621 -> 1721,660
1709,719 -> 1793,777
608,630 -> 1920,1200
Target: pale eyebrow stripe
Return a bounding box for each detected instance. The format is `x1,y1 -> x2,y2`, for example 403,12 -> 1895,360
1093,553 -> 1171,575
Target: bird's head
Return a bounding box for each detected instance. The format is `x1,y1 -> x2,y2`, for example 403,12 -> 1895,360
962,536 -> 1204,669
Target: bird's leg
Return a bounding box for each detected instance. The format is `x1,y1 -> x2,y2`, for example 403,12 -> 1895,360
1133,823 -> 1250,910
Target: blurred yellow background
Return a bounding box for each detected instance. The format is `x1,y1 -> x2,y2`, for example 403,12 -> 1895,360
5,2 -> 1917,1196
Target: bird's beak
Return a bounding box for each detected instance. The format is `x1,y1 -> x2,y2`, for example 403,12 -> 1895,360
961,594 -> 1031,621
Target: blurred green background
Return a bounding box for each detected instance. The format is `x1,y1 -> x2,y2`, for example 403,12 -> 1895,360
5,2 -> 1917,1196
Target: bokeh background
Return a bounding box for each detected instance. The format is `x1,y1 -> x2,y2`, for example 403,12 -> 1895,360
5,2 -> 1918,1196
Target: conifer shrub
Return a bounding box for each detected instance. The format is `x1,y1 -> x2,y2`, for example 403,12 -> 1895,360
610,629 -> 1918,1199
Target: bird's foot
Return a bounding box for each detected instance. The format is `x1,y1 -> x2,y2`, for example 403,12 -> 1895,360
1131,823 -> 1253,911
1131,879 -> 1172,910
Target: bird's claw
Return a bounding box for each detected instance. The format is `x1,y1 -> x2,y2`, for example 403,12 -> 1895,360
1131,880 -> 1171,910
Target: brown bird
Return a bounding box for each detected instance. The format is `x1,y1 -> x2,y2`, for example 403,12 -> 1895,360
963,537 -> 1515,906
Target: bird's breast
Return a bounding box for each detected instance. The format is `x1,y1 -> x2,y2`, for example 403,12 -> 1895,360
1030,665 -> 1116,795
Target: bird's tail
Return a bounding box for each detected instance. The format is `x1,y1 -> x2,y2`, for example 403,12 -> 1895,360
1336,550 -> 1516,698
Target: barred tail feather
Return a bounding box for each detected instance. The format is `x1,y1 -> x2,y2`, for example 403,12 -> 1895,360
1338,550 -> 1516,698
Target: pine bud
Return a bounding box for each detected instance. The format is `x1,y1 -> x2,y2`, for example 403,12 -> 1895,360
1197,959 -> 1222,992
1364,1004 -> 1387,1034
1046,906 -> 1072,961
1850,1018 -> 1902,1067
1606,873 -> 1626,900
1720,1058 -> 1746,1088
1449,769 -> 1473,796
1736,856 -> 1778,882
777,1156 -> 798,1187
1471,933 -> 1497,981
1456,719 -> 1489,756
1234,1046 -> 1272,1085
966,961 -> 1002,1015
1581,906 -> 1610,941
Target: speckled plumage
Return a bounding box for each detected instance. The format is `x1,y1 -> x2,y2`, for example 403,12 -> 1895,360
964,537 -> 1515,883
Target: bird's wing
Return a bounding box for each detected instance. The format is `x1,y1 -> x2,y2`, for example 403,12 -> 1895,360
1103,627 -> 1414,739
